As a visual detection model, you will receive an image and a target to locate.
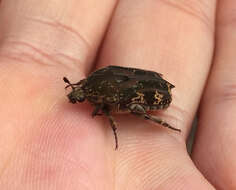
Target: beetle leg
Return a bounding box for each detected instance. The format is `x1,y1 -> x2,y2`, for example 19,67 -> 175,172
144,114 -> 181,132
128,103 -> 181,132
92,104 -> 103,117
128,103 -> 147,115
102,108 -> 118,150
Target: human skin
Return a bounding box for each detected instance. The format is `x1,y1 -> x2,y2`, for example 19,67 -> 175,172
0,0 -> 235,189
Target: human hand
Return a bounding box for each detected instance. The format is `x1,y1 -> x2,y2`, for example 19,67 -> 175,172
0,0 -> 234,189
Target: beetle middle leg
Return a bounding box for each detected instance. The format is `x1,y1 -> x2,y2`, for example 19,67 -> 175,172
128,103 -> 181,132
102,107 -> 118,150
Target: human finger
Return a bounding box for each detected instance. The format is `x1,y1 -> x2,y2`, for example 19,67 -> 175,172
0,0 -> 117,189
192,1 -> 236,189
96,0 -> 216,189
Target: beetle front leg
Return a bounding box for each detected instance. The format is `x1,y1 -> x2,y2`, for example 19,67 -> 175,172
128,103 -> 181,132
92,104 -> 103,117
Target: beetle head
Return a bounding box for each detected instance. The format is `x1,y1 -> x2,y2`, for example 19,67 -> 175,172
67,89 -> 85,103
63,77 -> 86,104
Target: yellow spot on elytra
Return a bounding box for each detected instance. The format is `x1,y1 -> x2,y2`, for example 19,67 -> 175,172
131,92 -> 145,104
154,90 -> 163,104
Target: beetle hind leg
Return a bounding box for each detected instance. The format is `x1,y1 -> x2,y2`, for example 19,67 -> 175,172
128,103 -> 181,132
144,114 -> 181,132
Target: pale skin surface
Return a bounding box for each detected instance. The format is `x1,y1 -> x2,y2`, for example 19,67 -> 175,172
0,0 -> 236,189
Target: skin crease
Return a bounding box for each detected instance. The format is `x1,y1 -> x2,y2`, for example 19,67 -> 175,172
0,0 -> 235,189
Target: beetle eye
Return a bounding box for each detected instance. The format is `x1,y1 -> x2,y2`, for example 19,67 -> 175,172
77,94 -> 85,102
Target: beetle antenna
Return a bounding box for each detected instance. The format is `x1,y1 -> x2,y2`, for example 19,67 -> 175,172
63,77 -> 75,90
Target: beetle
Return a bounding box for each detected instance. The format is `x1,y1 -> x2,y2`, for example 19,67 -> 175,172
63,65 -> 181,149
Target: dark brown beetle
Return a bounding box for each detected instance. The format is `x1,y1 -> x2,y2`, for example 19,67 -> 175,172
64,65 -> 180,149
